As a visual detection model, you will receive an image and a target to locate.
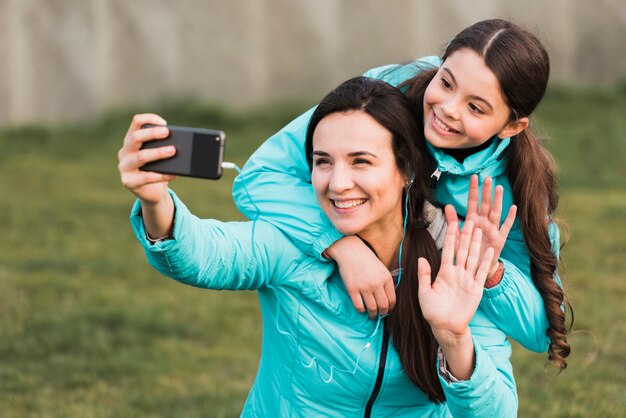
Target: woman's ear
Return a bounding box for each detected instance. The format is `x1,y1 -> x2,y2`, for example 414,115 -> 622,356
497,117 -> 529,139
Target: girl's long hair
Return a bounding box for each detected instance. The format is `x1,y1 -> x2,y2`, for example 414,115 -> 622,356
400,19 -> 572,371
306,76 -> 445,402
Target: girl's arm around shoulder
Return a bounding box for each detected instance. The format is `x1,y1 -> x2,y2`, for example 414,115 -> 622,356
480,254 -> 551,352
232,107 -> 343,259
231,55 -> 442,259
131,190 -> 306,290
362,55 -> 441,86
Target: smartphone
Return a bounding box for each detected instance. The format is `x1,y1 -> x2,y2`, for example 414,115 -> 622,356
140,124 -> 226,180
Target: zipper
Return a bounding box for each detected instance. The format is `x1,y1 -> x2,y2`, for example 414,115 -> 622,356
430,168 -> 442,181
364,318 -> 390,418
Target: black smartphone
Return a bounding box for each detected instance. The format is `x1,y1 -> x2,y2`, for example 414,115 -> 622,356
140,124 -> 226,180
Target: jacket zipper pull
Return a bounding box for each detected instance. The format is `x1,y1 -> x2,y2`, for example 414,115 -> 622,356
430,168 -> 442,181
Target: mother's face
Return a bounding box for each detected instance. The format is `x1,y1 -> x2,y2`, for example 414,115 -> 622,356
310,110 -> 406,243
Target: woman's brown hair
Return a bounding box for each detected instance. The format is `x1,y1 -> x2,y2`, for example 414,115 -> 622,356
306,76 -> 446,402
401,19 -> 572,371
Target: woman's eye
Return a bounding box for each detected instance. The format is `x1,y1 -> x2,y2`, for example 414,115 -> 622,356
441,77 -> 452,89
313,158 -> 331,166
353,158 -> 371,166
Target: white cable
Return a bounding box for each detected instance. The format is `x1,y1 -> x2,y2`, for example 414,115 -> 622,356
221,161 -> 237,170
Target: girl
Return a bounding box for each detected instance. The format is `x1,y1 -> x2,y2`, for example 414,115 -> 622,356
232,19 -> 571,369
119,76 -> 517,417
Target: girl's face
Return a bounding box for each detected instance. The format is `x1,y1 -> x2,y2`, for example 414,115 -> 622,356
423,48 -> 527,149
311,110 -> 406,244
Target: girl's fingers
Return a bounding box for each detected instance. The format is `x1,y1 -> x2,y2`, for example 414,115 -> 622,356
348,291 -> 366,314
441,221 -> 458,266
499,205 -> 517,238
489,184 -> 504,225
479,176 -> 492,217
373,287 -> 391,316
467,175 -> 479,216
362,292 -> 379,319
456,221 -> 474,268
383,280 -> 397,311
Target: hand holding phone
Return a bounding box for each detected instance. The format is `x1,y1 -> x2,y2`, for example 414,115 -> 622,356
140,124 -> 226,180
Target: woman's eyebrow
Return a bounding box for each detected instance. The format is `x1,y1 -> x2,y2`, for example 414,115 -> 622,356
442,67 -> 494,110
347,151 -> 377,158
313,150 -> 378,158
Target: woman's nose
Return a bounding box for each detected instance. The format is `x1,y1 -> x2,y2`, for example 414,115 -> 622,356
328,166 -> 354,193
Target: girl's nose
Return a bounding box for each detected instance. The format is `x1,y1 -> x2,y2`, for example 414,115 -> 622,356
441,98 -> 460,119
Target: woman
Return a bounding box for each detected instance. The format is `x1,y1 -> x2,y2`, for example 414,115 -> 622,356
231,18 -> 571,369
118,77 -> 516,416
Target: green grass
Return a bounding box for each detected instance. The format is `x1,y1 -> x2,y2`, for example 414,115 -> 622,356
0,88 -> 624,417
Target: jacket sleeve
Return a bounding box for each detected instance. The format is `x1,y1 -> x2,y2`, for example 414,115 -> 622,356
232,56 -> 442,259
440,312 -> 517,417
130,191 -> 301,290
478,223 -> 553,353
232,107 -> 342,259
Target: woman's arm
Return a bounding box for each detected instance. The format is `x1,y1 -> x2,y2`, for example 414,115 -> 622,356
445,175 -> 551,352
417,220 -> 517,417
438,325 -> 518,417
130,192 -> 299,290
119,113 -> 299,290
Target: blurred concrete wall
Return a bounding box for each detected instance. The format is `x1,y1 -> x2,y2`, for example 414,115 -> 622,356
0,0 -> 624,124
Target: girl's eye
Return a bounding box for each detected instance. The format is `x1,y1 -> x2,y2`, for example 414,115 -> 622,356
468,103 -> 485,114
440,77 -> 452,89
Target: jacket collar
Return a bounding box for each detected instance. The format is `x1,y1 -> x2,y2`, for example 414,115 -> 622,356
427,136 -> 511,177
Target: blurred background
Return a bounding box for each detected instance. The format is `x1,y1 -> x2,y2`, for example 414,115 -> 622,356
1,1 -> 625,417
1,0 -> 625,124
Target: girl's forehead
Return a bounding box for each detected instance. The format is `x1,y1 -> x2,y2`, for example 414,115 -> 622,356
441,48 -> 507,106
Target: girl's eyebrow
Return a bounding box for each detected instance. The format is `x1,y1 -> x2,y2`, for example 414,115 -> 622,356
442,67 -> 494,111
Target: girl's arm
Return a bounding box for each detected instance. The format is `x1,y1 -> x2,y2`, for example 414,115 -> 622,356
232,57 -> 442,316
446,176 -> 551,352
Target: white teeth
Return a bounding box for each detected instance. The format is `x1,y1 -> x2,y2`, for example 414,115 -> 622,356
434,114 -> 457,133
333,199 -> 366,209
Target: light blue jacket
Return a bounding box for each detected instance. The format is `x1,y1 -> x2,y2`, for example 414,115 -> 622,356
232,56 -> 555,353
131,192 -> 518,417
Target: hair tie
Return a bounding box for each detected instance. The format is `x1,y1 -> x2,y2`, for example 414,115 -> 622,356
412,220 -> 430,231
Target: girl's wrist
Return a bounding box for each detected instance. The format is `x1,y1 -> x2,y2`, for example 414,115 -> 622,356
485,260 -> 504,288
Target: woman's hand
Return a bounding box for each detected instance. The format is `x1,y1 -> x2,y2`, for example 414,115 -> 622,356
417,220 -> 494,338
118,113 -> 177,237
417,219 -> 494,379
445,175 -> 516,277
325,236 -> 395,319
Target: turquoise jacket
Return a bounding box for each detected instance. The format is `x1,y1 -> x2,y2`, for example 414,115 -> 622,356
131,192 -> 518,417
232,56 -> 555,353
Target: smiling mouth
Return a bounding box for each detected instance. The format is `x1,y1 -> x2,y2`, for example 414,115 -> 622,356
433,113 -> 460,134
332,199 -> 367,209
